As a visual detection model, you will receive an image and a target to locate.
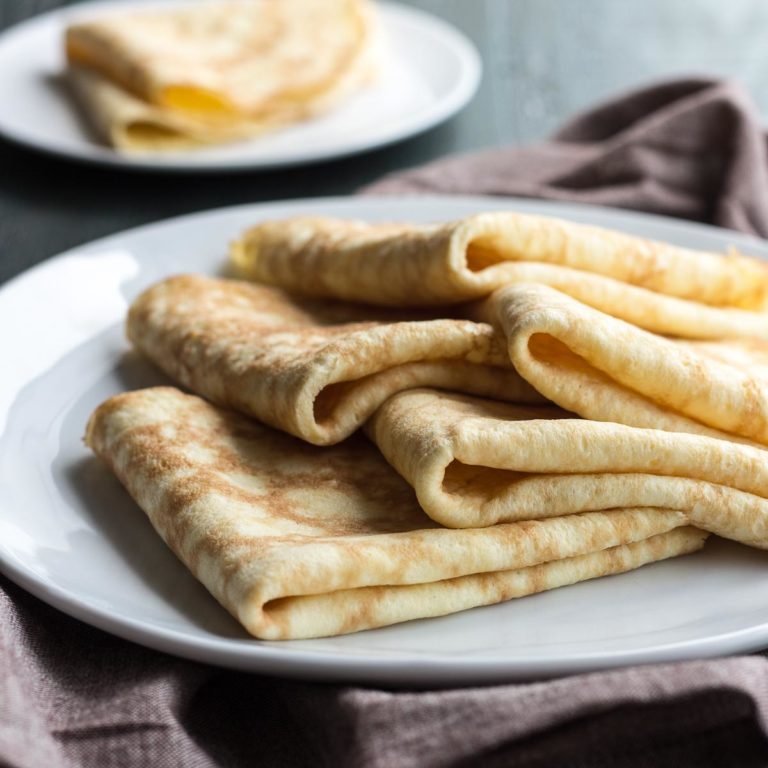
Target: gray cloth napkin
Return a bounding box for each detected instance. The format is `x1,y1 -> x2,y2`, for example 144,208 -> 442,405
366,77 -> 768,237
4,77 -> 768,768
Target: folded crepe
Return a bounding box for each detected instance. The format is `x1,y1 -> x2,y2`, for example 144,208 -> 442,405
85,387 -> 707,640
126,275 -> 542,445
65,0 -> 377,151
65,66 -> 275,152
483,283 -> 768,446
368,389 -> 768,547
231,213 -> 768,338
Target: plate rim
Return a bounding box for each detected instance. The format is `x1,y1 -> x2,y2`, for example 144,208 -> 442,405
3,193 -> 768,686
0,0 -> 482,173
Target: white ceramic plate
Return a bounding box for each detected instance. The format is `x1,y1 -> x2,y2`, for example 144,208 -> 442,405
3,195 -> 768,687
0,1 -> 480,171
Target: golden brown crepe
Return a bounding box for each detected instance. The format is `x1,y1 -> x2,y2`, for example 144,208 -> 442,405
65,0 -> 378,151
484,283 -> 768,445
126,275 -> 542,445
368,389 -> 768,546
85,387 -> 707,640
231,213 -> 768,338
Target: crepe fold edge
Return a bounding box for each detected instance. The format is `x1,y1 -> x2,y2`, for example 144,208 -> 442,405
85,387 -> 707,640
367,389 -> 768,548
65,67 -> 273,151
258,529 -> 705,640
231,213 -> 768,337
489,283 -> 768,445
126,275 -> 543,445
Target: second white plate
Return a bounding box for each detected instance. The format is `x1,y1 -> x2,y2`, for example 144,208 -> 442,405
3,196 -> 768,686
0,1 -> 480,171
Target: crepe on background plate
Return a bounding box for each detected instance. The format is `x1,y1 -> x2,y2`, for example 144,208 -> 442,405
485,283 -> 768,446
66,65 -> 274,151
126,275 -> 542,445
369,389 -> 768,546
231,213 -> 768,338
64,0 -> 378,151
85,387 -> 707,640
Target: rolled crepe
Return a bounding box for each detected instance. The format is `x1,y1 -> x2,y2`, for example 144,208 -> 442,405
65,0 -> 378,151
485,283 -> 768,445
126,275 -> 542,445
231,213 -> 768,338
368,389 -> 768,546
85,387 -> 707,640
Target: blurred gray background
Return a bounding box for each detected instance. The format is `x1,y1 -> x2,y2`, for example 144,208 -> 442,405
411,0 -> 768,145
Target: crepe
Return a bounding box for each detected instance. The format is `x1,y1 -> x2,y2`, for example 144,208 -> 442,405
64,63 -> 360,153
85,387 -> 707,640
231,213 -> 768,338
65,66 -> 263,151
483,283 -> 768,445
368,389 -> 768,547
64,0 -> 377,151
126,275 -> 542,445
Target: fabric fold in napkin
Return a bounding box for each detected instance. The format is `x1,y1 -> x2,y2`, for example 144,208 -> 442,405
85,387 -> 705,639
367,388 -> 768,544
127,274 -> 541,445
231,212 -> 768,338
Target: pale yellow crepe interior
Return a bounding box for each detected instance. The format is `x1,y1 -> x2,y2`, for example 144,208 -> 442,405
66,66 -> 270,151
231,213 -> 768,338
85,387 -> 706,640
368,389 -> 768,547
127,275 -> 542,445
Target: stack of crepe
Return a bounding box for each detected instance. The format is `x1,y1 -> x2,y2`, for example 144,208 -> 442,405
64,0 -> 378,152
86,211 -> 768,640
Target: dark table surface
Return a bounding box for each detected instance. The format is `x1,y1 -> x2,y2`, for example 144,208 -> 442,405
3,0 -> 768,286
